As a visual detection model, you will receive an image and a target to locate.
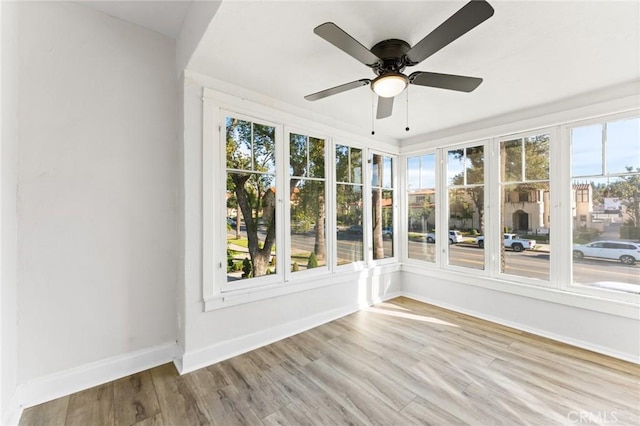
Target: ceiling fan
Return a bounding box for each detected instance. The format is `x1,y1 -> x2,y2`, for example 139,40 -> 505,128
304,0 -> 494,120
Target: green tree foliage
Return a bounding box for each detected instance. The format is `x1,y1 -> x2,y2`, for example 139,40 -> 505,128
609,166 -> 640,227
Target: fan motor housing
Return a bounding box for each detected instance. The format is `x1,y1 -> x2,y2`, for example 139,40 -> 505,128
370,39 -> 411,75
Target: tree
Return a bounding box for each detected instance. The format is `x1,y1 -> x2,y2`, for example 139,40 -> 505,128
609,166 -> 640,227
226,118 -> 276,278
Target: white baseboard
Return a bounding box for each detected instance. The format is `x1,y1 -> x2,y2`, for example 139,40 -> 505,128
14,341 -> 177,416
2,391 -> 23,426
402,291 -> 640,365
178,291 -> 403,374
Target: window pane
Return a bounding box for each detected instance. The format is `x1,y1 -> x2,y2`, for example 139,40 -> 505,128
572,176 -> 640,291
447,149 -> 465,186
572,124 -> 603,176
524,134 -> 550,181
408,154 -> 436,263
309,137 -> 325,178
372,189 -> 393,259
372,154 -> 394,260
420,154 -> 436,188
606,118 -> 640,175
226,172 -> 276,282
407,156 -> 420,189
383,156 -> 393,188
448,188 -> 483,270
290,179 -> 327,273
500,183 -> 550,281
290,133 -> 307,176
336,144 -> 349,182
571,117 -> 640,294
253,123 -> 276,174
351,148 -> 362,184
371,153 -> 382,187
465,146 -> 484,185
502,139 -> 522,182
336,184 -> 364,265
226,117 -> 252,170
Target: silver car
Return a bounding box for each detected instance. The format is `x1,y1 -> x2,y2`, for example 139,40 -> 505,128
573,240 -> 640,265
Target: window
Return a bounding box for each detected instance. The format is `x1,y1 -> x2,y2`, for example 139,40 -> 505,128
407,154 -> 436,263
571,116 -> 640,293
447,146 -> 484,270
336,144 -> 364,265
289,132 -> 327,273
499,134 -> 550,281
371,153 -> 394,260
225,116 -> 278,283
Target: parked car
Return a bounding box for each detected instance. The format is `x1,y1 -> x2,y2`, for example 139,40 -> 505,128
426,230 -> 463,244
346,225 -> 363,235
573,240 -> 640,265
382,227 -> 393,238
476,234 -> 536,252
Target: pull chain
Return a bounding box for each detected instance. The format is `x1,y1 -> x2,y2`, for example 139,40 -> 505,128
371,91 -> 376,136
405,86 -> 410,132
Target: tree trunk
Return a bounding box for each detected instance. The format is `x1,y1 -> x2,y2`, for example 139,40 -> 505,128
314,191 -> 326,261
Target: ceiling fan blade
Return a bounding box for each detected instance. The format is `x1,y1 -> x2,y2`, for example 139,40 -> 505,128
409,71 -> 482,92
304,79 -> 371,101
376,96 -> 394,119
314,22 -> 381,67
405,0 -> 494,65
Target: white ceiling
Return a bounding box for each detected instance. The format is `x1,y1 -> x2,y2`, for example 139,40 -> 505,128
80,1 -> 640,141
77,1 -> 193,39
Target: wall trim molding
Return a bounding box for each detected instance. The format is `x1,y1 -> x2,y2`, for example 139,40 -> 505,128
402,291 -> 639,365
14,342 -> 177,415
178,291 -> 403,374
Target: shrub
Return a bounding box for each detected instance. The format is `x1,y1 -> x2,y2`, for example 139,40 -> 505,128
242,258 -> 252,278
620,225 -> 640,240
292,262 -> 299,272
307,252 -> 318,269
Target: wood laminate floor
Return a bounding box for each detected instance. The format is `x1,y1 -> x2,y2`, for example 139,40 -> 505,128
19,297 -> 640,426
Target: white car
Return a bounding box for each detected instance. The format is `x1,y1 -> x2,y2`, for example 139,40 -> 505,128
426,230 -> 463,244
573,240 -> 640,265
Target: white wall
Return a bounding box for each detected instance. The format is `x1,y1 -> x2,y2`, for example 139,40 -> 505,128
1,1 -> 20,423
16,0 -> 178,390
403,271 -> 640,362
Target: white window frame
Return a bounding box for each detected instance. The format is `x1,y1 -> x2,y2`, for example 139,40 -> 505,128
563,111 -> 640,302
403,150 -> 439,268
284,126 -> 332,281
491,128 -> 557,289
441,140 -> 490,275
219,110 -> 285,293
202,87 -> 400,311
333,139 -> 368,272
368,149 -> 398,266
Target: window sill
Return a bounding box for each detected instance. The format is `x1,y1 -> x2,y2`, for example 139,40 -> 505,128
204,263 -> 401,312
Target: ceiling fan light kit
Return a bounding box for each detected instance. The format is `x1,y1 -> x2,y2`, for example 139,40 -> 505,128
371,73 -> 408,98
304,0 -> 495,123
